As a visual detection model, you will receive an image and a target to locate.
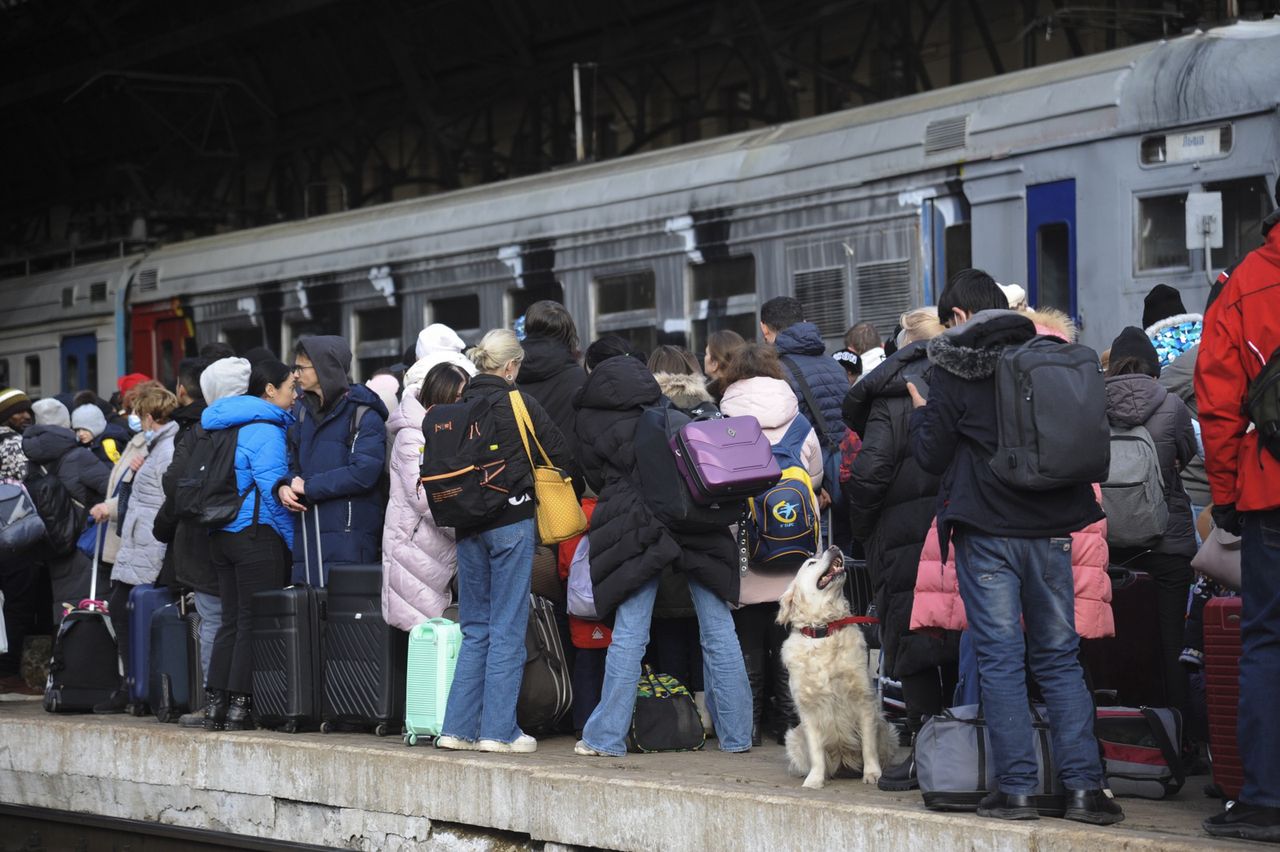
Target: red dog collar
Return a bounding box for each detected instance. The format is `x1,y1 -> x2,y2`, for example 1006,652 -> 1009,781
798,616 -> 878,639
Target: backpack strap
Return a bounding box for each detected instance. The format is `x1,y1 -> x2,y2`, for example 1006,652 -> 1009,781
774,414 -> 812,471
1139,707 -> 1186,788
349,404 -> 371,451
780,355 -> 834,450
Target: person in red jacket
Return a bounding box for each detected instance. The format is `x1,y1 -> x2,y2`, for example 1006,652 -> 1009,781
1195,178 -> 1280,843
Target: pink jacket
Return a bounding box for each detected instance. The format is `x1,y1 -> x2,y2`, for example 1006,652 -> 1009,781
910,485 -> 1114,639
381,392 -> 456,631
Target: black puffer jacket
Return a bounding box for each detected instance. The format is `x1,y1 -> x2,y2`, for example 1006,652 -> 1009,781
843,340 -> 956,680
517,336 -> 587,451
1105,374 -> 1198,557
775,322 -> 847,447
574,357 -> 738,617
22,425 -> 109,505
154,400 -> 217,594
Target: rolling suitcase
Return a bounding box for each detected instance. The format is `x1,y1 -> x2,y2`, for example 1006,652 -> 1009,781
149,594 -> 202,723
403,617 -> 462,746
43,525 -> 120,713
252,511 -> 324,733
517,593 -> 572,734
1080,566 -> 1166,707
321,563 -> 408,736
125,583 -> 177,715
1204,596 -> 1243,800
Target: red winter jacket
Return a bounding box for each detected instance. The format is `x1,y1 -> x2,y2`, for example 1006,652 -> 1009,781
1196,221 -> 1280,512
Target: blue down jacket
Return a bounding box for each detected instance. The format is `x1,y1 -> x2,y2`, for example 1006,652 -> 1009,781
774,321 -> 848,448
201,395 -> 296,551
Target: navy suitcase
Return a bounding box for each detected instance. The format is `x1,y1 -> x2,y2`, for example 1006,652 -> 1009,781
252,510 -> 325,733
125,583 -> 177,715
321,563 -> 407,736
150,594 -> 202,722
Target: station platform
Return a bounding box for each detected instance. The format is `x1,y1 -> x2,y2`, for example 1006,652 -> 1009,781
0,700 -> 1246,850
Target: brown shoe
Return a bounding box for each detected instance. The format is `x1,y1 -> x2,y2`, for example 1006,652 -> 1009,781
0,674 -> 43,696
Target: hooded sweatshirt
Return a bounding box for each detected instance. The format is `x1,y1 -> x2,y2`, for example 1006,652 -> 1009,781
33,399 -> 71,430
286,336 -> 387,585
200,358 -> 251,405
516,335 -> 587,456
415,323 -> 472,366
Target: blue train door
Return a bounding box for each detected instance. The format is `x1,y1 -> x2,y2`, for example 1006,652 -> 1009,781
60,334 -> 98,394
1026,180 -> 1077,318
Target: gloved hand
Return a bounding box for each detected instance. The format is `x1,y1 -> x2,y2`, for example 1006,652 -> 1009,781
1211,503 -> 1244,536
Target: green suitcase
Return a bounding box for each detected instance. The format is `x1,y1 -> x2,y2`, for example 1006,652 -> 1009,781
403,617 -> 462,746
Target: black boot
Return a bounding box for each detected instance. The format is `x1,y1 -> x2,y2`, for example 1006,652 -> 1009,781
201,689 -> 229,731
224,692 -> 254,731
767,623 -> 800,745
741,647 -> 766,748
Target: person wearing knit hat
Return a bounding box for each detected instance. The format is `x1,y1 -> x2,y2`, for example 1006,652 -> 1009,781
199,357 -> 252,404
365,372 -> 401,417
0,388 -> 33,433
72,404 -> 107,442
1142,284 -> 1188,331
117,373 -> 151,398
1109,326 -> 1162,377
32,398 -> 71,430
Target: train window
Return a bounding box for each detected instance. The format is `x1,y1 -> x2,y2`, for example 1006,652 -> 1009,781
692,255 -> 755,301
25,355 -> 40,391
595,271 -> 658,352
510,281 -> 564,321
1137,194 -> 1189,271
1207,176 -> 1275,269
944,223 -> 972,286
357,307 -> 402,342
355,306 -> 404,381
63,354 -> 78,393
0,360 -> 7,387
159,341 -> 176,387
222,328 -> 263,355
691,314 -> 759,354
1035,224 -> 1071,314
430,295 -> 481,335
1140,124 -> 1233,166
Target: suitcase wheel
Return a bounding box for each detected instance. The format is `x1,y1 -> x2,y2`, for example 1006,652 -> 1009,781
320,721 -> 333,735
374,723 -> 390,738
127,703 -> 147,717
282,720 -> 299,734
404,732 -> 417,747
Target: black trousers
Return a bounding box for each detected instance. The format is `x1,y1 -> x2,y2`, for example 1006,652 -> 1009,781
1119,549 -> 1194,716
0,558 -> 39,678
108,580 -> 135,686
645,616 -> 704,691
207,528 -> 288,695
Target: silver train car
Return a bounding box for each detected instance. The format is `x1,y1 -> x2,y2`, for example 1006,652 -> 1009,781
2,19 -> 1277,392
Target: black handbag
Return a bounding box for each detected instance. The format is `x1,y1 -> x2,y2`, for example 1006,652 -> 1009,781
626,665 -> 705,753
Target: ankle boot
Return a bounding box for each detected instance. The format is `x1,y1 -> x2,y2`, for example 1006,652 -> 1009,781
767,624 -> 800,745
201,689 -> 229,731
740,647 -> 766,747
224,692 -> 254,731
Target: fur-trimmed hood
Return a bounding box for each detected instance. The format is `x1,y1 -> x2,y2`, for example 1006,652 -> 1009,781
926,310 -> 1036,380
653,372 -> 712,411
1144,312 -> 1203,369
1026,308 -> 1078,343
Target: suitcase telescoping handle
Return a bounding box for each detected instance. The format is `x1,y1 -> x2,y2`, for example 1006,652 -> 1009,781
299,504 -> 323,587
84,516 -> 107,610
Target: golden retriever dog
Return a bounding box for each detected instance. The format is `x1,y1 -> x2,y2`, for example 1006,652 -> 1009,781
777,546 -> 893,789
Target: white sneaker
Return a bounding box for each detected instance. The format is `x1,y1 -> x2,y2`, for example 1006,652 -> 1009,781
478,734 -> 538,753
574,739 -> 605,756
434,735 -> 479,751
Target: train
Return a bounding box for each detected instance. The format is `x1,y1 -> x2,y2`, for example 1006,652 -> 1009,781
2,19 -> 1277,401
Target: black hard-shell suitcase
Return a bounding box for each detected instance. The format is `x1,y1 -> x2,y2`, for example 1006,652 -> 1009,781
1080,566 -> 1166,707
150,594 -> 202,722
252,511 -> 324,732
43,526 -> 119,713
321,563 -> 407,736
517,593 -> 572,733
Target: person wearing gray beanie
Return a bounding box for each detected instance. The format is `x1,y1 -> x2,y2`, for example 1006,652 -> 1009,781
200,357 -> 252,403
71,404 -> 107,441
32,398 -> 70,430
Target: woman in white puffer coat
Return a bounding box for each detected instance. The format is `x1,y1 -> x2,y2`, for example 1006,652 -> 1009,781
381,357 -> 475,630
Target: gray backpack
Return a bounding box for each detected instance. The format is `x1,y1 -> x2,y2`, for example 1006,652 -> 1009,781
990,336 -> 1110,490
1101,424 -> 1168,548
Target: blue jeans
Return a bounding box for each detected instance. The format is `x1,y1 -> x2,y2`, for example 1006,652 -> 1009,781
1240,509 -> 1280,807
954,631 -> 981,706
582,575 -> 752,756
193,591 -> 222,688
952,531 -> 1103,795
441,518 -> 534,744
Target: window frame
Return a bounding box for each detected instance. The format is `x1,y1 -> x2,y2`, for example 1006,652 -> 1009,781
592,269 -> 658,345
687,253 -> 758,355
1133,187 -> 1195,276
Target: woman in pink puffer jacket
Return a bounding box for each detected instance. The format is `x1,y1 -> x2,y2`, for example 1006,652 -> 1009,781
380,358 -> 474,631
910,309 -> 1114,640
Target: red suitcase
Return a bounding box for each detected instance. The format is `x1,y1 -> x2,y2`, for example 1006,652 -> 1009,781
1204,596 -> 1243,800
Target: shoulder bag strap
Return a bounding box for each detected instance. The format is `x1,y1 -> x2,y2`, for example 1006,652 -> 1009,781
509,391 -> 553,467
780,355 -> 834,450
1139,707 -> 1186,786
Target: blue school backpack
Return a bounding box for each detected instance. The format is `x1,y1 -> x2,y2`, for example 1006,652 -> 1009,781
747,415 -> 819,566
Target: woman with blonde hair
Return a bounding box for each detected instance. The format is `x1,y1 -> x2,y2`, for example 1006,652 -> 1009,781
435,329 -> 578,755
93,384 -> 180,713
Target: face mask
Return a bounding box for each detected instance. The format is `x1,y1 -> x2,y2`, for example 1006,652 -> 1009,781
143,430 -> 156,442
128,414 -> 142,433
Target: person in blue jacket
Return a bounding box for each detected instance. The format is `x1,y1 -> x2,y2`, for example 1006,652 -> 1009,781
275,335 -> 388,586
201,359 -> 297,731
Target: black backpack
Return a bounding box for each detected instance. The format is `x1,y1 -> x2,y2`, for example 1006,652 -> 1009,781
173,425 -> 251,527
989,335 -> 1110,490
1247,344 -> 1280,462
419,395 -> 512,528
26,463 -> 86,558
634,404 -> 743,533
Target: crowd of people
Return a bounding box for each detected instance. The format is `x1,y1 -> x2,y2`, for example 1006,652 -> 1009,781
0,179 -> 1276,842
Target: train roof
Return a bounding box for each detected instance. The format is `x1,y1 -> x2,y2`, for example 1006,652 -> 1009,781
106,18 -> 1280,297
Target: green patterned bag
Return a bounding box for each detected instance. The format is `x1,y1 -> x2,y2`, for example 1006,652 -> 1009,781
626,664 -> 706,753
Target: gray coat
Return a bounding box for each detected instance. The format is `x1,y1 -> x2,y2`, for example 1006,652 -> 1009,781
1158,345 -> 1211,508
112,420 -> 179,586
1104,374 -> 1198,557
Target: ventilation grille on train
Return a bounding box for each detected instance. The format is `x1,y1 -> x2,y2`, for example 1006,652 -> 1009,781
89,281 -> 108,303
794,267 -> 848,338
924,115 -> 969,155
137,268 -> 159,293
856,259 -> 913,338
